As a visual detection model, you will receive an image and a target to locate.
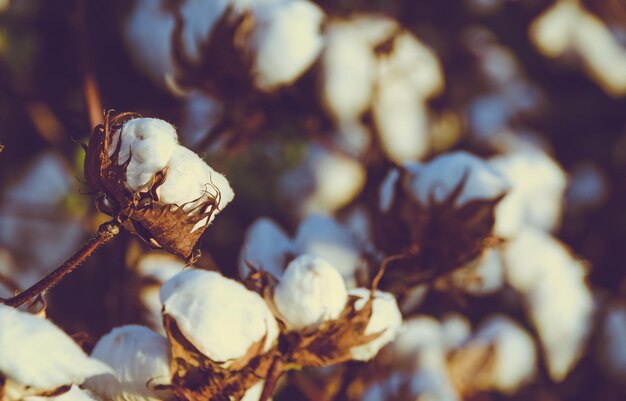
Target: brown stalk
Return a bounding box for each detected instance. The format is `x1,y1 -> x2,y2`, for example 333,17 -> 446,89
0,219 -> 120,308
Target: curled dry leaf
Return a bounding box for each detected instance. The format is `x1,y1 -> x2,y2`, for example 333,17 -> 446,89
83,111 -> 223,261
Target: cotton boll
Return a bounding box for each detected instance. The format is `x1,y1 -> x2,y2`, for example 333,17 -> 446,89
441,314 -> 472,350
349,288 -> 402,361
294,214 -> 365,285
0,305 -> 111,394
405,151 -> 510,207
469,316 -> 536,394
158,146 -> 234,216
123,0 -> 176,87
86,326 -> 171,401
490,148 -> 566,238
178,0 -> 234,63
239,217 -> 295,278
530,0 -> 579,58
321,20 -> 378,122
179,92 -> 223,147
503,228 -> 593,381
161,270 -> 279,364
373,32 -> 444,164
248,0 -> 324,91
110,118 -> 179,191
23,385 -> 101,401
273,255 -> 348,330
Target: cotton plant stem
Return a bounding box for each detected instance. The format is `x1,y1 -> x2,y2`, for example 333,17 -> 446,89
1,220 -> 120,308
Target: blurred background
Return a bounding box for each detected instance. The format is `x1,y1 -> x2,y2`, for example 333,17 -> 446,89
0,0 -> 625,400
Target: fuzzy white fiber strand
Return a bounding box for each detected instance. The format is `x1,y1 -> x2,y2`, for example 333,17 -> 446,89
86,325 -> 172,401
503,228 -> 593,381
161,270 -> 279,364
238,217 -> 295,278
273,255 -> 348,330
349,288 -> 402,361
490,147 -> 566,239
405,151 -> 510,207
0,304 -> 111,393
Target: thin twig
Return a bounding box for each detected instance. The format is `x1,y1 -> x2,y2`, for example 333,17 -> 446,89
0,220 -> 120,308
259,357 -> 284,401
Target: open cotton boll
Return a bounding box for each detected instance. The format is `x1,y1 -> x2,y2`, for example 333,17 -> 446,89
273,255 -> 348,330
109,118 -> 179,191
161,270 -> 279,364
490,148 -> 566,239
503,228 -> 593,381
469,316 -> 536,394
0,305 -> 111,395
598,303 -> 626,381
86,325 -> 171,401
238,217 -> 295,278
158,146 -> 235,216
405,151 -> 509,207
23,385 -> 101,401
247,0 -> 324,91
349,288 -> 402,361
294,214 -> 365,286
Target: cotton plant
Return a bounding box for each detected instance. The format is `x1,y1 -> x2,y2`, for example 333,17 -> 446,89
0,304 -> 111,401
124,0 -> 324,95
530,0 -> 626,97
148,263 -> 402,400
320,14 -> 444,162
239,214 -> 372,286
83,112 -> 234,262
376,151 -> 510,302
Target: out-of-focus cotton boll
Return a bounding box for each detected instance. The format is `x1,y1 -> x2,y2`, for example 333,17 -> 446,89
281,145 -> 365,217
294,214 -> 365,286
179,92 -> 223,147
530,0 -> 626,96
135,253 -> 187,333
273,255 -> 348,330
451,247 -> 504,295
110,118 -> 179,191
238,217 -> 295,278
23,385 -> 100,401
598,303 -> 626,382
468,316 -> 536,394
405,151 -> 509,207
349,288 -> 402,361
247,0 -> 324,91
503,228 -> 593,381
0,305 -> 111,396
373,32 -> 444,164
441,314 -> 472,350
161,270 -> 279,364
490,148 -> 567,238
86,326 -> 171,401
566,162 -> 609,212
123,0 -> 176,87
